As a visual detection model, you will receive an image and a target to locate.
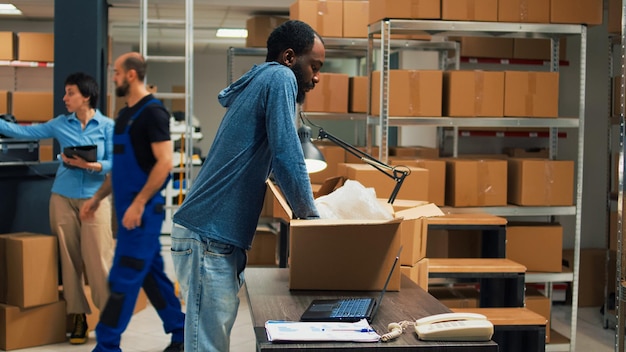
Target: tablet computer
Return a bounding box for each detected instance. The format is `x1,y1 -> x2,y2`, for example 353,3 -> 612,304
64,145 -> 97,162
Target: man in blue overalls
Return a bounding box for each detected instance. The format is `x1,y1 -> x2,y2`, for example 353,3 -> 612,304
81,52 -> 185,352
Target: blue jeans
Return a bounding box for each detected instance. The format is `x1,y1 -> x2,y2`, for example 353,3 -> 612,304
170,224 -> 246,352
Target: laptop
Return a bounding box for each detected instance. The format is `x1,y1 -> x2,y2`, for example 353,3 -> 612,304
300,246 -> 402,323
63,145 -> 97,162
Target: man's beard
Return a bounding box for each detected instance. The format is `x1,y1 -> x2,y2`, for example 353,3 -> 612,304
291,61 -> 314,105
115,80 -> 130,98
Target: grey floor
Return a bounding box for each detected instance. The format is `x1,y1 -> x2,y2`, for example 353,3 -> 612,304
13,236 -> 618,352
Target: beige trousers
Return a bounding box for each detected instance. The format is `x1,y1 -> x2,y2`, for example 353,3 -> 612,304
50,193 -> 114,314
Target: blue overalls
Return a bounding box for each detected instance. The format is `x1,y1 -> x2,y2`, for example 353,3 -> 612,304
93,99 -> 184,352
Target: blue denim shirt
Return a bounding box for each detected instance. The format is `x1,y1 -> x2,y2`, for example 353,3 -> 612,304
173,62 -> 319,250
0,110 -> 114,199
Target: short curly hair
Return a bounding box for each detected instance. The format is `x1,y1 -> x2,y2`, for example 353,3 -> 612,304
265,20 -> 323,62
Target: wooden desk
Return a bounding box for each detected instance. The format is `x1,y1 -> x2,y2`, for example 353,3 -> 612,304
244,268 -> 498,352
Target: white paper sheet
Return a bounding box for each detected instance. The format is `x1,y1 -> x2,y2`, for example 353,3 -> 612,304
264,319 -> 381,342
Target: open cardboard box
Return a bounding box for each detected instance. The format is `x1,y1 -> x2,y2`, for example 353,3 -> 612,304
267,177 -> 443,291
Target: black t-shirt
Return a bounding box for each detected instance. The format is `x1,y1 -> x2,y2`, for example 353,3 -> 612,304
114,94 -> 170,174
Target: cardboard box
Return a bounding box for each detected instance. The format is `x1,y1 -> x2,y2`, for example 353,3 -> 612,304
444,158 -> 508,206
394,204 -> 443,266
525,287 -> 551,342
0,91 -> 9,114
269,181 -> 441,291
609,0 -> 621,34
0,301 -> 66,350
371,70 -> 443,117
343,1 -> 369,38
429,286 -> 480,308
349,76 -> 368,113
345,146 -> 379,164
339,163 -> 430,202
441,0 -> 498,21
513,38 -> 567,61
260,183 -> 275,219
17,32 -> 54,62
550,0 -> 603,26
302,73 -> 349,113
443,70 -> 505,117
308,144 -> 345,184
390,158 -> 445,206
246,16 -> 288,47
290,0 -> 343,38
11,91 -> 53,122
369,0 -> 441,24
507,158 -> 574,206
504,71 -> 559,117
39,144 -> 53,162
563,248 -> 606,307
506,223 -> 563,272
0,233 -> 58,308
455,37 -> 514,59
247,228 -> 278,266
498,0 -> 550,22
400,258 -> 429,290
389,146 -> 439,158
0,32 -> 15,61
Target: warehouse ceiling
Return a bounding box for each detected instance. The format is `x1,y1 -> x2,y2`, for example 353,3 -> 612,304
5,0 -> 292,52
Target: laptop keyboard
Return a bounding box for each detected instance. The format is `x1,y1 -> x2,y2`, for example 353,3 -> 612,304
330,298 -> 371,318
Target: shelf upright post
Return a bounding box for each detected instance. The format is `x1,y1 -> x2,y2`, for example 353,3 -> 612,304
616,0 -> 626,349
549,36 -> 560,160
379,20 -> 392,164
567,24 -> 587,352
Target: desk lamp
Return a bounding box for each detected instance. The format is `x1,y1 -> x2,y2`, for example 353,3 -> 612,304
298,124 -> 327,174
298,113 -> 410,204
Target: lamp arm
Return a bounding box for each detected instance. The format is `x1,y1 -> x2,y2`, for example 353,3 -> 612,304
317,128 -> 409,204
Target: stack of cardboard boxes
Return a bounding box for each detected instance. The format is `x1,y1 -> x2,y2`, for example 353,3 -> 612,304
0,233 -> 66,350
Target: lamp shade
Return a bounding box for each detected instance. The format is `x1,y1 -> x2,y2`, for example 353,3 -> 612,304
298,125 -> 327,173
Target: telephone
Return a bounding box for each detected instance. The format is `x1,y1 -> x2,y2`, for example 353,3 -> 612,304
414,312 -> 494,341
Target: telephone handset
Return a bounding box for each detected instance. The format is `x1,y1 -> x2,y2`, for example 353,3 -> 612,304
414,312 -> 494,341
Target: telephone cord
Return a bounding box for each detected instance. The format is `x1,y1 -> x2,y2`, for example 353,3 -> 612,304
380,320 -> 415,342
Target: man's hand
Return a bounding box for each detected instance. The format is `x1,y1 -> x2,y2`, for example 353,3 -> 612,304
80,198 -> 101,220
122,201 -> 145,230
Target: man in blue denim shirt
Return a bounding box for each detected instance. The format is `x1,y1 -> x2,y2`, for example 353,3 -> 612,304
171,20 -> 325,351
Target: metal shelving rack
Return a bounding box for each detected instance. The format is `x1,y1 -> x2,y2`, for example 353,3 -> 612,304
615,0 -> 626,350
603,35 -> 620,333
139,0 -> 195,234
367,19 -> 587,352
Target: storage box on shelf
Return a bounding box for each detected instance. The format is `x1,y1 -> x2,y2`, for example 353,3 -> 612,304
337,163 -> 430,202
498,0 -> 550,23
245,16 -> 288,48
443,70 -> 505,117
441,0 -> 498,21
0,32 -> 15,61
17,32 -> 54,63
289,0 -> 343,38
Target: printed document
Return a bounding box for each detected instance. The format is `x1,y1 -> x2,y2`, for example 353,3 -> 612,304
265,319 -> 381,342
